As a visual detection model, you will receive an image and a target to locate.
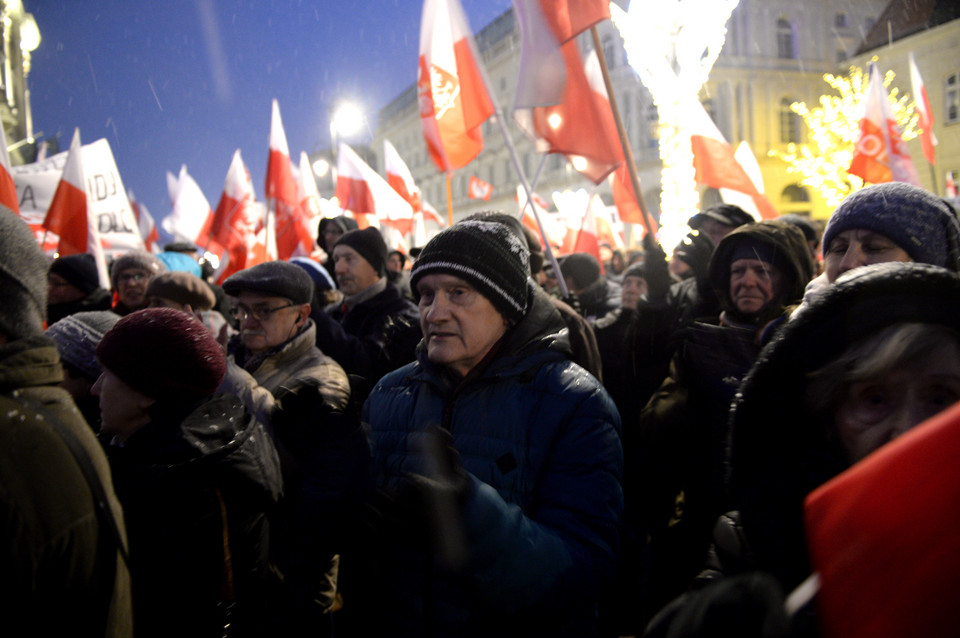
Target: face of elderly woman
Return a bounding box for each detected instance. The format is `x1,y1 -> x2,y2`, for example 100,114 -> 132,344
823,229 -> 913,283
832,339 -> 960,463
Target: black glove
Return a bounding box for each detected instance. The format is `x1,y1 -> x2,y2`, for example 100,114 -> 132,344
673,230 -> 715,283
642,233 -> 673,302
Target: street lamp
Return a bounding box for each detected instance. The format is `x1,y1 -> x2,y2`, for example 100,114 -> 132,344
328,100 -> 367,183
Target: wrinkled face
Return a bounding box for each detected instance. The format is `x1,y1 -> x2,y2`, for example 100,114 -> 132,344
417,273 -> 509,378
621,275 -> 647,309
115,268 -> 153,309
729,258 -> 784,317
823,229 -> 913,283
234,291 -> 307,354
833,343 -> 960,463
91,368 -> 155,442
333,244 -> 381,296
47,272 -> 87,305
699,219 -> 737,247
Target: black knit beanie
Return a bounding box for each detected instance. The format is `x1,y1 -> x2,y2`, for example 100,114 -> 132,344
560,253 -> 602,290
50,253 -> 101,294
96,308 -> 226,402
411,220 -> 530,323
334,227 -> 388,276
0,206 -> 48,339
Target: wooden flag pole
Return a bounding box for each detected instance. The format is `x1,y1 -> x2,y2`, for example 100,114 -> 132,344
589,25 -> 655,240
446,174 -> 453,226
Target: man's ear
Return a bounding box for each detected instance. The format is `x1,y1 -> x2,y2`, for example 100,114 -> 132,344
295,303 -> 311,327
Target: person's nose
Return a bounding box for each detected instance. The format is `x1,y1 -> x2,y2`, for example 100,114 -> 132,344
838,243 -> 866,275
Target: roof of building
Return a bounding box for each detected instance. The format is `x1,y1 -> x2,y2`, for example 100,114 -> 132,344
857,0 -> 960,54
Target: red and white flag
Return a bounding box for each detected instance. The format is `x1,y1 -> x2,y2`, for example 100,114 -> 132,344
849,63 -> 921,186
686,96 -> 779,219
610,161 -> 652,230
468,175 -> 492,200
335,143 -> 413,229
0,123 -> 19,214
128,190 -> 160,253
385,139 -> 422,214
946,171 -> 958,198
296,151 -> 324,250
909,51 -> 937,166
41,129 -> 109,288
516,184 -> 563,248
163,164 -> 218,248
514,2 -> 621,184
421,199 -> 446,227
211,149 -> 263,282
418,0 -> 495,173
266,99 -> 313,260
572,193 -> 603,267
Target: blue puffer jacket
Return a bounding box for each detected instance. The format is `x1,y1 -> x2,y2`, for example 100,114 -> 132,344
362,285 -> 623,638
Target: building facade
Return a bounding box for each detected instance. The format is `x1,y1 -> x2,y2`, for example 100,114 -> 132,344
1,0 -> 40,165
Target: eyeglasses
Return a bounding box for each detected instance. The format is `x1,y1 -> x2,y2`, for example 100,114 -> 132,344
117,272 -> 149,284
230,302 -> 297,322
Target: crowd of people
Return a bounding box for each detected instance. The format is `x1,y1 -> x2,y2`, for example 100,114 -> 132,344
2,180 -> 959,637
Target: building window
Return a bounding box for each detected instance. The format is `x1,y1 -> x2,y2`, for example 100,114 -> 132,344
781,184 -> 811,216
834,13 -> 848,29
946,73 -> 960,124
780,97 -> 802,143
865,17 -> 876,33
777,18 -> 795,59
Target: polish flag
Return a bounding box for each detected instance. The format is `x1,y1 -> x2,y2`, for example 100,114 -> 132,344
418,0 -> 495,173
385,139 -> 422,213
0,123 -> 19,213
412,209 -> 429,247
849,63 -> 921,186
516,184 -> 564,248
909,52 -> 937,166
128,190 -> 160,253
687,97 -> 779,219
266,99 -> 313,259
421,199 -> 446,227
947,171 -> 958,198
719,142 -> 766,222
805,401 -> 960,638
296,151 -> 325,251
515,24 -> 622,184
42,129 -> 109,288
594,199 -> 625,250
163,164 -> 218,249
335,143 -> 413,231
211,149 -> 263,283
610,163 -> 652,229
382,224 -> 409,254
468,175 -> 492,200
572,193 -> 603,267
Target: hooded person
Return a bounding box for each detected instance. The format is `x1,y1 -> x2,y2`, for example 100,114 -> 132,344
359,220 -> 623,638
47,253 -> 114,324
92,307 -> 282,636
560,252 -> 622,321
317,215 -> 359,283
109,251 -> 166,316
0,207 -> 133,637
45,310 -> 121,431
636,220 -> 814,622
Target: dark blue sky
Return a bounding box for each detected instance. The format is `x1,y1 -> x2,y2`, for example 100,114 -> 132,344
28,0 -> 513,236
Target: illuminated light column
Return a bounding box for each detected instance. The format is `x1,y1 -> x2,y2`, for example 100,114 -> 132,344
611,0 -> 738,255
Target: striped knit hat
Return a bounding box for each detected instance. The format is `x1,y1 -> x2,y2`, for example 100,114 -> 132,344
410,220 -> 530,323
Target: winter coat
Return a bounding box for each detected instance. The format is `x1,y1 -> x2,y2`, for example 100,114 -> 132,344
362,285 -> 623,638
222,320 -> 368,620
0,336 -> 133,637
317,215 -> 359,281
313,281 -> 421,398
575,276 -> 622,320
48,287 -> 114,325
104,393 -> 282,637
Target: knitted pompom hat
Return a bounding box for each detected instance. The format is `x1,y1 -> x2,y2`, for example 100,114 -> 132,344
410,220 -> 531,323
96,308 -> 226,402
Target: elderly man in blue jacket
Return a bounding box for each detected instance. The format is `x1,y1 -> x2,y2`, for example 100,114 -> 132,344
360,219 -> 623,638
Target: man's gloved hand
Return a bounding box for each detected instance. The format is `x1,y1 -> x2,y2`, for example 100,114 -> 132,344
673,230 -> 715,283
642,233 -> 673,302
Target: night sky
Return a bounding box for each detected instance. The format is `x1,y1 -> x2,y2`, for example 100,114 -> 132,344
28,0 -> 513,240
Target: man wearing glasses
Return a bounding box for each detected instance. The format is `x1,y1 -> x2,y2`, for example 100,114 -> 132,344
108,250 -> 166,316
219,260 -> 368,637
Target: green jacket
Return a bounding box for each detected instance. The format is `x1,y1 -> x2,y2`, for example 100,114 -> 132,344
0,336 -> 133,637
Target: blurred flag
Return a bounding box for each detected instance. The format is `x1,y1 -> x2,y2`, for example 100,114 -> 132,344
687,96 -> 779,219
516,184 -> 563,248
128,190 -> 160,253
418,0 -> 494,173
849,63 -> 921,186
946,171 -> 957,198
266,99 -> 313,259
610,163 -> 652,229
212,149 -> 263,282
163,164 -> 218,250
572,193 -> 603,267
909,52 -> 937,166
421,199 -> 446,227
467,175 -> 492,200
718,142 -> 766,221
0,123 -> 19,213
335,143 -> 413,230
42,129 -> 109,288
385,140 -> 422,214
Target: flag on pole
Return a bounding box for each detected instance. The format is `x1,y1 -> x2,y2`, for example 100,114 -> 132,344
385,139 -> 422,213
610,162 -> 652,229
296,151 -> 323,249
572,193 -> 603,267
418,0 -> 495,173
421,199 -> 446,227
335,143 -> 414,229
468,175 -> 492,200
266,99 -> 313,260
41,129 -> 109,288
0,123 -> 19,213
848,63 -> 921,186
909,52 -> 937,166
128,190 -> 160,253
212,150 -> 264,282
686,97 -> 779,219
719,141 -> 766,221
163,165 -> 217,247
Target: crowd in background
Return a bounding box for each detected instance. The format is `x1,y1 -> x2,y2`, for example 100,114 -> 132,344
3,180 -> 960,637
